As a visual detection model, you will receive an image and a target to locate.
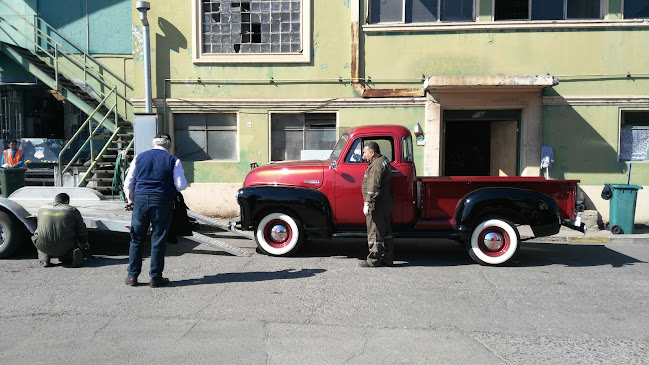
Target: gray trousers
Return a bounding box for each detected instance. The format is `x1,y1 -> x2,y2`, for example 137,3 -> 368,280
366,203 -> 393,266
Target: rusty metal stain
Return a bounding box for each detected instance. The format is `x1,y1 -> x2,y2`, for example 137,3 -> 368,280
362,88 -> 426,98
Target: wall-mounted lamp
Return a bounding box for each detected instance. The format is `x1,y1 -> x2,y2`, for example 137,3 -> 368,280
413,122 -> 425,145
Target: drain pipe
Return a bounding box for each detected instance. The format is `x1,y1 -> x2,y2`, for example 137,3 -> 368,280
136,1 -> 152,113
350,1 -> 424,98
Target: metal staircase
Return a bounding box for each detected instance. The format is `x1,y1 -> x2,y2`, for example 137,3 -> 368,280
0,0 -> 134,197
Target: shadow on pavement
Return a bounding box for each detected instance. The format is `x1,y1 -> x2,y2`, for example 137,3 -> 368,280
299,238 -> 646,268
515,242 -> 646,268
172,268 -> 327,287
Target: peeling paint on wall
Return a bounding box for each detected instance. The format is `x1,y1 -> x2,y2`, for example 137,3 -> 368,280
132,24 -> 144,62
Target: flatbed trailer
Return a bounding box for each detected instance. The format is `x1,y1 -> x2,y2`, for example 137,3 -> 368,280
0,187 -> 251,258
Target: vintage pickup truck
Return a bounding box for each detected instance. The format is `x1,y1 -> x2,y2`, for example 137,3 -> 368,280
236,125 -> 583,266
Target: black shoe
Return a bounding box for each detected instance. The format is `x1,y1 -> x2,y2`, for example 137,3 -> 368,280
381,260 -> 394,267
149,277 -> 170,288
72,248 -> 84,268
40,257 -> 51,268
358,261 -> 381,268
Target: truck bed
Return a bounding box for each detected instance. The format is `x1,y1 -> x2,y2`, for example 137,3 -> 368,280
418,176 -> 579,221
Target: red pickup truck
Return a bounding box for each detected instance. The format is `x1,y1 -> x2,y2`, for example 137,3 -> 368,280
236,125 -> 583,266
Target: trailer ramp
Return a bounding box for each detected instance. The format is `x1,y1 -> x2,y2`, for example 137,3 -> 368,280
185,211 -> 253,256
187,211 -> 254,240
184,232 -> 252,257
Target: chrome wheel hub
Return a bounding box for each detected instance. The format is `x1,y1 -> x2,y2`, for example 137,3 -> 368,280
483,232 -> 503,250
270,225 -> 288,242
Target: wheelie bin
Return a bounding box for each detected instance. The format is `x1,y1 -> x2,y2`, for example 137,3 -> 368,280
0,167 -> 26,198
608,184 -> 643,234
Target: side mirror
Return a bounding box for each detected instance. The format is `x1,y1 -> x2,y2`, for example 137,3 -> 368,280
329,159 -> 337,170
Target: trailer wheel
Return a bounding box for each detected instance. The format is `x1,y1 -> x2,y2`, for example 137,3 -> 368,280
467,218 -> 520,266
254,212 -> 304,256
0,211 -> 22,258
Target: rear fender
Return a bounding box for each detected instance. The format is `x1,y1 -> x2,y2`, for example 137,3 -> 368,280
237,186 -> 333,239
455,187 -> 561,239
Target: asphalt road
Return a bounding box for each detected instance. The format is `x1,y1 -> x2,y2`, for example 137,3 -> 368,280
0,229 -> 647,364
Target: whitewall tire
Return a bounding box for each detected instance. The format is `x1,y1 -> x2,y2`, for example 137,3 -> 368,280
254,212 -> 303,256
468,218 -> 520,266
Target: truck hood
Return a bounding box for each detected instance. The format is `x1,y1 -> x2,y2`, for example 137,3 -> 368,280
243,160 -> 327,189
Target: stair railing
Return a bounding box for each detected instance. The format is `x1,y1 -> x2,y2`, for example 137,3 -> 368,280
0,0 -> 133,122
57,87 -> 117,186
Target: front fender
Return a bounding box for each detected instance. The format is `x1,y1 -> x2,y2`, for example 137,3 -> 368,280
455,187 -> 561,238
237,186 -> 333,239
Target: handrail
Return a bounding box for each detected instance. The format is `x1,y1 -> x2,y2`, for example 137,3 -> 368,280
58,87 -> 116,185
0,0 -> 132,113
0,14 -> 132,117
35,15 -> 134,90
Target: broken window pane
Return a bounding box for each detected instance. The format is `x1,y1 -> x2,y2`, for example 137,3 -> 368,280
201,0 -> 302,54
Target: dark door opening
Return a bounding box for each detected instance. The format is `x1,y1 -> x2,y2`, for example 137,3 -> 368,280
443,110 -> 521,176
444,120 -> 490,176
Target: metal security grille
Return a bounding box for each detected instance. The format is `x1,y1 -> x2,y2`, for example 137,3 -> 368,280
202,0 -> 302,54
0,89 -> 23,140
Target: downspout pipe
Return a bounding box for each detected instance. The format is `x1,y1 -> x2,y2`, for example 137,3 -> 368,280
136,1 -> 152,113
350,0 -> 424,98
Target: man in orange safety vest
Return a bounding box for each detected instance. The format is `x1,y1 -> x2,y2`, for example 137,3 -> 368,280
2,139 -> 24,168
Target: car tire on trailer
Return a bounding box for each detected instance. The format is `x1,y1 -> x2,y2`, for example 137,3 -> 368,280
467,218 -> 520,266
0,211 -> 21,258
254,212 -> 304,256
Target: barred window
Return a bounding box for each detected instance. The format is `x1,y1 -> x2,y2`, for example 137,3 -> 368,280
174,113 -> 238,161
193,0 -> 311,63
270,113 -> 337,161
619,110 -> 649,161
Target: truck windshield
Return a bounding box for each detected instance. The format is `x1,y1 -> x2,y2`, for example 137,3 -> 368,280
329,133 -> 349,160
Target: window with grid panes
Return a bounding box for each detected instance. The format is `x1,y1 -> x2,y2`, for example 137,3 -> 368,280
195,0 -> 310,63
174,113 -> 238,161
368,0 -> 475,24
494,0 -> 601,21
619,110 -> 649,161
270,113 -> 337,161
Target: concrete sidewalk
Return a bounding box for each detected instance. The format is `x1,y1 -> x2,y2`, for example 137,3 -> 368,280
523,224 -> 649,244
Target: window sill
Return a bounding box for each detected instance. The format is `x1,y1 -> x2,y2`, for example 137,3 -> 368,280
193,53 -> 311,64
363,19 -> 649,33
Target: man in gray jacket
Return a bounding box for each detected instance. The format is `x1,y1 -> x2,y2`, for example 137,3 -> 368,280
360,141 -> 393,267
32,193 -> 89,268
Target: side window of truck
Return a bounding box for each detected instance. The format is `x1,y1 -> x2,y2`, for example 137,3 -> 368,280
344,137 -> 394,163
402,135 -> 413,163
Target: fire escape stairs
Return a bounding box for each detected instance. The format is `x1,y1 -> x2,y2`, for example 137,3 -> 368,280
0,4 -> 134,197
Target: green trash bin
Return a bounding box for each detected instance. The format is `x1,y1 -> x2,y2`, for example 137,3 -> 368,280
608,184 -> 643,234
0,167 -> 26,198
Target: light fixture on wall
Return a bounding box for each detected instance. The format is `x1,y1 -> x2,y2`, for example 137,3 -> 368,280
413,122 -> 425,145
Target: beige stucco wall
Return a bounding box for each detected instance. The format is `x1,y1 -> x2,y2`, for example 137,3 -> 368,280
182,183 -> 241,218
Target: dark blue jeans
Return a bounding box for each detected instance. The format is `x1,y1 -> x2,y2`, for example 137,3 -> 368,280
127,195 -> 174,281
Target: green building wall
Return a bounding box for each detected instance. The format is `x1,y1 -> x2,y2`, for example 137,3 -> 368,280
131,0 -> 648,222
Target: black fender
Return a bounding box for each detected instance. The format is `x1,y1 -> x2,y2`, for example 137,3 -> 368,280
237,186 -> 334,239
455,187 -> 561,240
0,197 -> 37,233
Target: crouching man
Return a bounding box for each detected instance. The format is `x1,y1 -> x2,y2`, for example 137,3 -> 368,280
32,193 -> 89,268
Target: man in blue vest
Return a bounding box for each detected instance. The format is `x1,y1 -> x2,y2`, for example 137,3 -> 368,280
123,133 -> 188,287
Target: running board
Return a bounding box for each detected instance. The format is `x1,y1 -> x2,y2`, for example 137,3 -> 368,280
187,211 -> 254,240
185,232 -> 252,257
